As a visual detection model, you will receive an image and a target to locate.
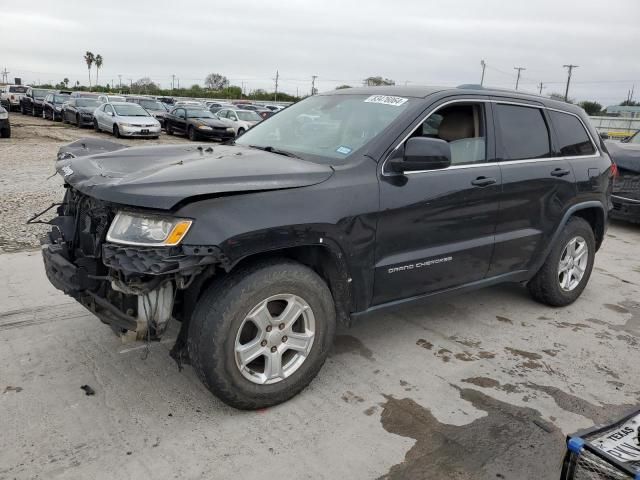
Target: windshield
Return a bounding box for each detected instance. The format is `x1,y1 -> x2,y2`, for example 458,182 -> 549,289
113,104 -> 149,116
140,100 -> 164,110
237,111 -> 262,122
33,89 -> 49,99
77,99 -> 100,108
187,109 -> 215,119
53,95 -> 70,104
235,94 -> 412,160
9,86 -> 27,93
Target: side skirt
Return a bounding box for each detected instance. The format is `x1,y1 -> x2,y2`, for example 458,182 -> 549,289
350,270 -> 529,321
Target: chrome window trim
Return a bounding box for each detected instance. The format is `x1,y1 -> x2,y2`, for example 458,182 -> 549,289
381,98 -> 600,177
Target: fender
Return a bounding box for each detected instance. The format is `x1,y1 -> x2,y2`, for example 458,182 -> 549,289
528,200 -> 606,278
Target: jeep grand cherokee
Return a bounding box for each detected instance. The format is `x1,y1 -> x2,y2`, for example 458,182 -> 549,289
39,86 -> 613,409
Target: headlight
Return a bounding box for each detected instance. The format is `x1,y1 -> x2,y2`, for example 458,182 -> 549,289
226,127 -> 235,133
119,122 -> 132,127
0,112 -> 7,120
197,125 -> 212,130
54,106 -> 62,111
106,212 -> 192,246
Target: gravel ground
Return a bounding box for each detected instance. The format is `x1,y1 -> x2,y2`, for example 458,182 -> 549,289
0,114 -> 190,253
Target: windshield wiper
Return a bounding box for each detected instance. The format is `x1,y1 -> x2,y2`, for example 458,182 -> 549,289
248,145 -> 301,159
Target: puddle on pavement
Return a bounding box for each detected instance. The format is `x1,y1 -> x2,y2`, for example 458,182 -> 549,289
378,388 -> 564,480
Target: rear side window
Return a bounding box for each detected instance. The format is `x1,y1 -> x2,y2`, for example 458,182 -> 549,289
549,111 -> 595,156
495,104 -> 551,161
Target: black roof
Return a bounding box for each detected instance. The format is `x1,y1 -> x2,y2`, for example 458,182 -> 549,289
326,85 -> 584,115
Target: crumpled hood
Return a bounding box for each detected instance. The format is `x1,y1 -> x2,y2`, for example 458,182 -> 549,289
56,138 -> 334,210
606,140 -> 640,173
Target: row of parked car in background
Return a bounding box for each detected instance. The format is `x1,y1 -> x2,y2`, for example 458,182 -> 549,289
0,84 -> 287,140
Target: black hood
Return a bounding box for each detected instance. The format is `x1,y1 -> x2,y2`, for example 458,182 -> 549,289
606,140 -> 640,173
56,138 -> 333,210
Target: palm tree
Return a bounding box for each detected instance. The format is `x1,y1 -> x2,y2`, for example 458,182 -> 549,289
63,78 -> 69,88
84,51 -> 95,87
95,54 -> 103,86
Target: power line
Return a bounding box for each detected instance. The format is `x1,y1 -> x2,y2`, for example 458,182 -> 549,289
563,64 -> 579,101
513,66 -> 526,90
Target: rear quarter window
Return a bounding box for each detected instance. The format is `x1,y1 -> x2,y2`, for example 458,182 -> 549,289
549,110 -> 595,156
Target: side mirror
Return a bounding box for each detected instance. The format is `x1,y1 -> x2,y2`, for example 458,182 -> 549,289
388,137 -> 452,173
109,111 -> 115,116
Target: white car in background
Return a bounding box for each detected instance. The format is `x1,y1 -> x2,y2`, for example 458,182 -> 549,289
215,108 -> 262,136
93,102 -> 161,138
1,85 -> 28,111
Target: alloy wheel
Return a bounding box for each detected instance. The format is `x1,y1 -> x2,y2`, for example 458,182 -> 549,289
558,236 -> 588,291
234,294 -> 315,385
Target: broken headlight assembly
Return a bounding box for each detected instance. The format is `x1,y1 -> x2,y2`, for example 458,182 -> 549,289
106,211 -> 192,246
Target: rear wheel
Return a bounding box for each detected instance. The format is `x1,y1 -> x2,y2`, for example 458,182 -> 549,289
188,259 -> 336,409
528,217 -> 595,307
113,124 -> 121,138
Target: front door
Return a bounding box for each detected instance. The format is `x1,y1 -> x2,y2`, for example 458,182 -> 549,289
373,99 -> 501,305
488,100 -> 577,276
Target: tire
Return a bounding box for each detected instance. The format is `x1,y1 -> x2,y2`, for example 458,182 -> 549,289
0,127 -> 9,138
188,259 -> 336,410
76,114 -> 81,128
237,128 -> 245,137
20,104 -> 24,115
93,119 -> 100,132
166,124 -> 173,135
527,217 -> 595,307
113,124 -> 121,138
188,126 -> 197,141
32,107 -> 37,117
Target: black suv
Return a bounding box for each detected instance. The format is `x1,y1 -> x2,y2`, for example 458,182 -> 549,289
19,87 -> 53,116
39,86 -> 612,409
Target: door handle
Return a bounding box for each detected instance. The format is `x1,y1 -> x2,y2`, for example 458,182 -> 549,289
550,168 -> 571,177
471,176 -> 497,187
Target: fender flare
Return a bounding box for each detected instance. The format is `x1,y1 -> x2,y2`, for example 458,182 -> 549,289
530,200 -> 606,277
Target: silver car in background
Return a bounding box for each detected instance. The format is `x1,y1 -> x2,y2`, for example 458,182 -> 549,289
215,108 -> 263,136
93,102 -> 161,138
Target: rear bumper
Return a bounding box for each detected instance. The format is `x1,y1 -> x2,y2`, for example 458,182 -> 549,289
611,195 -> 640,223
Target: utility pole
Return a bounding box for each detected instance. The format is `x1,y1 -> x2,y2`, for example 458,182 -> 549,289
513,66 -> 526,90
538,82 -> 544,95
563,64 -> 578,102
128,78 -> 133,91
480,60 -> 486,86
311,75 -> 318,95
274,70 -> 279,102
0,67 -> 9,84
118,74 -> 122,89
177,78 -> 180,89
171,74 -> 176,91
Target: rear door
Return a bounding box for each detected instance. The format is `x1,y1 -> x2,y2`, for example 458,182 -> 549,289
488,100 -> 577,276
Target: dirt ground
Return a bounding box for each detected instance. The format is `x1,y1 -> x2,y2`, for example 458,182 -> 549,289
1,113 -> 640,480
0,114 -> 190,253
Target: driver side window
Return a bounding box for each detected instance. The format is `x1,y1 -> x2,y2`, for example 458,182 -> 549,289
415,103 -> 487,166
104,105 -> 113,114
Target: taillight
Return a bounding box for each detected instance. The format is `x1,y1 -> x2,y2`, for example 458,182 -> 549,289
611,163 -> 619,178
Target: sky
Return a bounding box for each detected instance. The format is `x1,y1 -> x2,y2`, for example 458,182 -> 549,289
1,0 -> 639,106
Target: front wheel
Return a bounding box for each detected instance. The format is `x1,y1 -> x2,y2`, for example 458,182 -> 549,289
93,119 -> 100,132
188,126 -> 197,141
236,128 -> 245,137
166,123 -> 173,135
528,217 -> 595,307
76,114 -> 81,127
188,259 -> 336,409
113,124 -> 121,138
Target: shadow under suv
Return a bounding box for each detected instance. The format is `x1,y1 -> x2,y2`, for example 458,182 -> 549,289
38,85 -> 613,409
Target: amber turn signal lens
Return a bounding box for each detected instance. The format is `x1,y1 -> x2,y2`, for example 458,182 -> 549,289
166,221 -> 192,245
